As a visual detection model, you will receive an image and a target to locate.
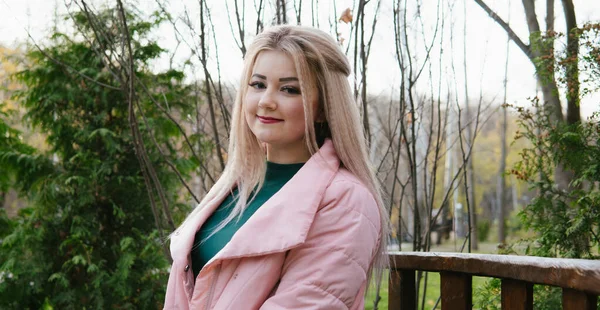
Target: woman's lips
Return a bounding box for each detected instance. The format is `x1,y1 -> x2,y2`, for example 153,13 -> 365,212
257,115 -> 283,124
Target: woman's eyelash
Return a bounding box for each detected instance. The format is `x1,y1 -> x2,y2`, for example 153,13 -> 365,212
248,81 -> 265,88
248,82 -> 300,94
282,86 -> 301,94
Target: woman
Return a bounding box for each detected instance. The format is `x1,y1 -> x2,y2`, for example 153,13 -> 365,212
164,25 -> 388,309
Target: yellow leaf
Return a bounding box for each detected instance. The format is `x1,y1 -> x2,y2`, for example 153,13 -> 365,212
339,8 -> 353,24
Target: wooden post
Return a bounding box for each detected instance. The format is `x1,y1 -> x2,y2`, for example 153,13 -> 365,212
562,289 -> 598,310
501,279 -> 533,310
389,269 -> 416,310
441,272 -> 472,310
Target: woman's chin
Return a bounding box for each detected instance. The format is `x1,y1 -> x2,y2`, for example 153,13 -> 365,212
254,135 -> 278,146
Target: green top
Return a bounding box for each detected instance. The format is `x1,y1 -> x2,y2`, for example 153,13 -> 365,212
191,161 -> 305,278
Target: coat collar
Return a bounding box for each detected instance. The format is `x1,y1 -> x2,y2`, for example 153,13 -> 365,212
170,139 -> 340,266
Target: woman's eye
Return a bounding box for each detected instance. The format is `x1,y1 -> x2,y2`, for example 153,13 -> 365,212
248,81 -> 265,89
282,86 -> 301,95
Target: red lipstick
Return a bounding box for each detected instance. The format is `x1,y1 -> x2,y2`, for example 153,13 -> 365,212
257,115 -> 283,124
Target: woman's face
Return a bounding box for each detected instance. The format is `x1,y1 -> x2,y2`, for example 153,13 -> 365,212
244,50 -> 318,162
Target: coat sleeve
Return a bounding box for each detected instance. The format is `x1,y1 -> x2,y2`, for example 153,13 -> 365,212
260,181 -> 381,309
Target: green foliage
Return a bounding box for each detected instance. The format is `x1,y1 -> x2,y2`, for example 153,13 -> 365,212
0,106 -> 53,195
477,219 -> 491,242
506,208 -> 524,237
511,103 -> 600,259
475,98 -> 600,310
476,23 -> 600,310
561,23 -> 600,98
0,6 -> 198,309
474,277 -> 501,310
475,278 -> 562,310
475,103 -> 600,309
529,30 -> 557,87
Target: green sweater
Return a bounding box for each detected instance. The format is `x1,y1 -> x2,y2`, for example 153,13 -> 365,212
191,161 -> 304,278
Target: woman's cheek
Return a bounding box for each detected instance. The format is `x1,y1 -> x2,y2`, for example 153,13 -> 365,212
244,93 -> 257,115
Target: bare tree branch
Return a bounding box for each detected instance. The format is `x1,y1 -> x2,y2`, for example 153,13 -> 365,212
27,35 -> 121,90
116,0 -> 172,262
135,76 -> 217,185
200,0 -> 226,171
66,1 -> 123,84
225,0 -> 247,56
473,0 -> 533,60
254,0 -> 265,34
365,0 -> 381,61
546,0 -> 555,32
133,92 -> 200,204
294,0 -> 302,24
204,3 -> 229,124
118,1 -> 176,231
561,0 -> 580,124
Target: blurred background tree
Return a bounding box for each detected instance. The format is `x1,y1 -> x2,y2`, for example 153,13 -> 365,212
0,6 -> 199,308
474,22 -> 600,310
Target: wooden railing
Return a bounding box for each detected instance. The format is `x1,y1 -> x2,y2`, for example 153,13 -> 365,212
388,252 -> 600,310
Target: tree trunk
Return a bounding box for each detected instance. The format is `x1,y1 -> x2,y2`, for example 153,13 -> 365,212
475,0 -> 581,193
463,0 -> 478,250
497,0 -> 513,244
498,104 -> 507,244
465,122 -> 478,249
561,0 -> 580,125
442,106 -> 454,245
474,0 -> 565,122
546,0 -> 554,33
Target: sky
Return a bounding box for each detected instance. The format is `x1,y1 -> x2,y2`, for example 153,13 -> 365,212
1,0 -> 599,118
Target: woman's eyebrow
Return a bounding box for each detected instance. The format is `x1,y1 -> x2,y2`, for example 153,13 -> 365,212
251,73 -> 298,82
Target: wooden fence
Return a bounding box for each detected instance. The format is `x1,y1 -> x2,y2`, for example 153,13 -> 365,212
388,252 -> 600,310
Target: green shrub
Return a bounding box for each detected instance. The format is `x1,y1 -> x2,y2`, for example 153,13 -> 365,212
0,6 -> 198,308
476,23 -> 600,309
477,219 -> 491,242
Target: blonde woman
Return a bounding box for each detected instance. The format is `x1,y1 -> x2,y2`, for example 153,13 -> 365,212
164,25 -> 389,309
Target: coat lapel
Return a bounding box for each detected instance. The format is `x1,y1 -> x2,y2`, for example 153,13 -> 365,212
169,140 -> 340,267
169,193 -> 229,265
213,140 -> 340,261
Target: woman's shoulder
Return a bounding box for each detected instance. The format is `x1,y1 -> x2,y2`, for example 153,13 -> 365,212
329,167 -> 366,187
327,167 -> 373,196
320,168 -> 381,227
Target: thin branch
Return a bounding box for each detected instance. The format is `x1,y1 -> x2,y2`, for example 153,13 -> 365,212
233,0 -> 247,55
133,91 -> 200,204
117,0 -> 175,232
473,0 -> 533,60
65,1 -> 123,84
135,77 -> 217,184
205,4 -> 230,131
116,0 -> 172,262
78,1 -> 127,77
225,0 -> 247,56
254,0 -> 264,34
365,0 -> 382,61
200,0 -> 226,171
27,35 -> 121,90
294,0 -> 302,24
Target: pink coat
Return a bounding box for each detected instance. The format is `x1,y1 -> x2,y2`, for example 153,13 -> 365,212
164,140 -> 382,309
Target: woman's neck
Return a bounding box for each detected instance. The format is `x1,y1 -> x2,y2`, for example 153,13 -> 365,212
265,143 -> 311,164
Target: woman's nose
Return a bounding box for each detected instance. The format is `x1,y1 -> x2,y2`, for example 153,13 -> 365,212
257,89 -> 277,110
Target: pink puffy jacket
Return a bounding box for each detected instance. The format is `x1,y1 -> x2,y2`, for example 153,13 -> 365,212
164,140 -> 382,309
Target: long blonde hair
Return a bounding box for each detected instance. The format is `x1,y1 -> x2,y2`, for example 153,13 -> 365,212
177,24 -> 389,292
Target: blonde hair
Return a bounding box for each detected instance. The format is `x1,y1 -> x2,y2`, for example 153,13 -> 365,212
177,24 -> 389,293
